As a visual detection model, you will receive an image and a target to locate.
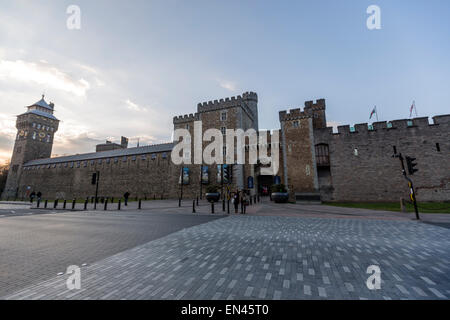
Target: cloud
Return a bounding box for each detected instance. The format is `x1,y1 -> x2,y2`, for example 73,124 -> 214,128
74,63 -> 99,75
0,59 -> 91,97
52,132 -> 104,157
217,79 -> 237,92
0,112 -> 16,163
125,99 -> 148,112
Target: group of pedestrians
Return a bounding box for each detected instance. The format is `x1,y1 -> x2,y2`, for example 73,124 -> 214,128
231,190 -> 248,214
29,191 -> 42,202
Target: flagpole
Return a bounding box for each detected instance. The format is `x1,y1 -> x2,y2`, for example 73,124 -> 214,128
414,100 -> 418,117
375,106 -> 378,122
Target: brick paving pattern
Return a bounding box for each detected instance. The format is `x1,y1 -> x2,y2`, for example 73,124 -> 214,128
3,214 -> 449,300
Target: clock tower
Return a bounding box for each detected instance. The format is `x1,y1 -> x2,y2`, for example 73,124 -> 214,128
2,95 -> 59,199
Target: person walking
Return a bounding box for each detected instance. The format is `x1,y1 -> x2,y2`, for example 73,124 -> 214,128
124,192 -> 130,206
233,191 -> 240,214
241,192 -> 247,214
29,191 -> 36,203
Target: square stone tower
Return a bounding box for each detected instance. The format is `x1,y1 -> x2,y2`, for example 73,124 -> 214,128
172,92 -> 259,197
2,96 -> 59,199
279,100 -> 324,198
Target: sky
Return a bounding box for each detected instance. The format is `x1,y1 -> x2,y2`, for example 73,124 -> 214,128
0,0 -> 449,164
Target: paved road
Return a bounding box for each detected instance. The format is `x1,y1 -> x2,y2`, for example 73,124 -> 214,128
0,209 -> 224,297
4,214 -> 450,300
1,199 -> 449,300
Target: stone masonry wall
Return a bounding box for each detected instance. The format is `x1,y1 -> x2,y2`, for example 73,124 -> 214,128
19,151 -> 176,200
279,109 -> 318,194
314,115 -> 450,202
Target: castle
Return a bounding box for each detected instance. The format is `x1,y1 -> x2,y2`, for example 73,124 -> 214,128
2,92 -> 449,202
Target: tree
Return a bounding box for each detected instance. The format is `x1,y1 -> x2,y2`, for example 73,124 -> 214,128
0,161 -> 10,195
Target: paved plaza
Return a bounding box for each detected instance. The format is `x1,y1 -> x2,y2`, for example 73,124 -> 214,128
0,199 -> 449,300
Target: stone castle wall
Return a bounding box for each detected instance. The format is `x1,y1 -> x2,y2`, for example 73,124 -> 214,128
4,92 -> 449,203
313,115 -> 450,202
19,150 -> 178,200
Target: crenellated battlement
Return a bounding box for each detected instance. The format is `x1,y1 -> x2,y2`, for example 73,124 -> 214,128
197,91 -> 257,118
173,112 -> 200,124
279,108 -> 309,121
314,114 -> 450,138
279,99 -> 326,122
304,98 -> 326,111
242,91 -> 258,102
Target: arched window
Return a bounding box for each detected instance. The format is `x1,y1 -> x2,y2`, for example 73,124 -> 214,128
315,144 -> 330,167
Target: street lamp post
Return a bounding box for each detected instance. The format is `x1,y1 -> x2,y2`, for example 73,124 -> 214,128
179,166 -> 183,207
200,165 -> 203,200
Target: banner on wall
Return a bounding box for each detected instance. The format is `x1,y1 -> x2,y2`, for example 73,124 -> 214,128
217,165 -> 222,184
183,167 -> 190,185
201,166 -> 209,184
179,167 -> 190,185
248,176 -> 254,189
274,175 -> 281,185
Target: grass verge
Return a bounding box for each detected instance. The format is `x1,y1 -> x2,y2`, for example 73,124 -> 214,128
324,201 -> 450,214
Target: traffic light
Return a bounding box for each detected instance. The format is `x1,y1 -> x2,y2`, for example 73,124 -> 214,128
91,172 -> 97,185
223,165 -> 232,184
406,156 -> 418,175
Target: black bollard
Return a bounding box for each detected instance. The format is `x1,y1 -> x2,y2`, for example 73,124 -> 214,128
44,200 -> 48,209
138,199 -> 142,210
37,199 -> 41,208
196,196 -> 199,206
111,197 -> 114,204
84,199 -> 88,210
227,199 -> 230,214
211,201 -> 214,214
250,197 -> 252,205
118,199 -> 121,210
178,198 -> 181,207
63,200 -> 67,209
53,199 -> 58,209
104,199 -> 108,211
193,199 -> 196,213
72,199 -> 76,210
222,198 -> 225,211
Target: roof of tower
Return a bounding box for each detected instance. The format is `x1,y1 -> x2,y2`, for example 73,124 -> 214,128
21,95 -> 58,120
28,95 -> 54,111
25,109 -> 58,120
